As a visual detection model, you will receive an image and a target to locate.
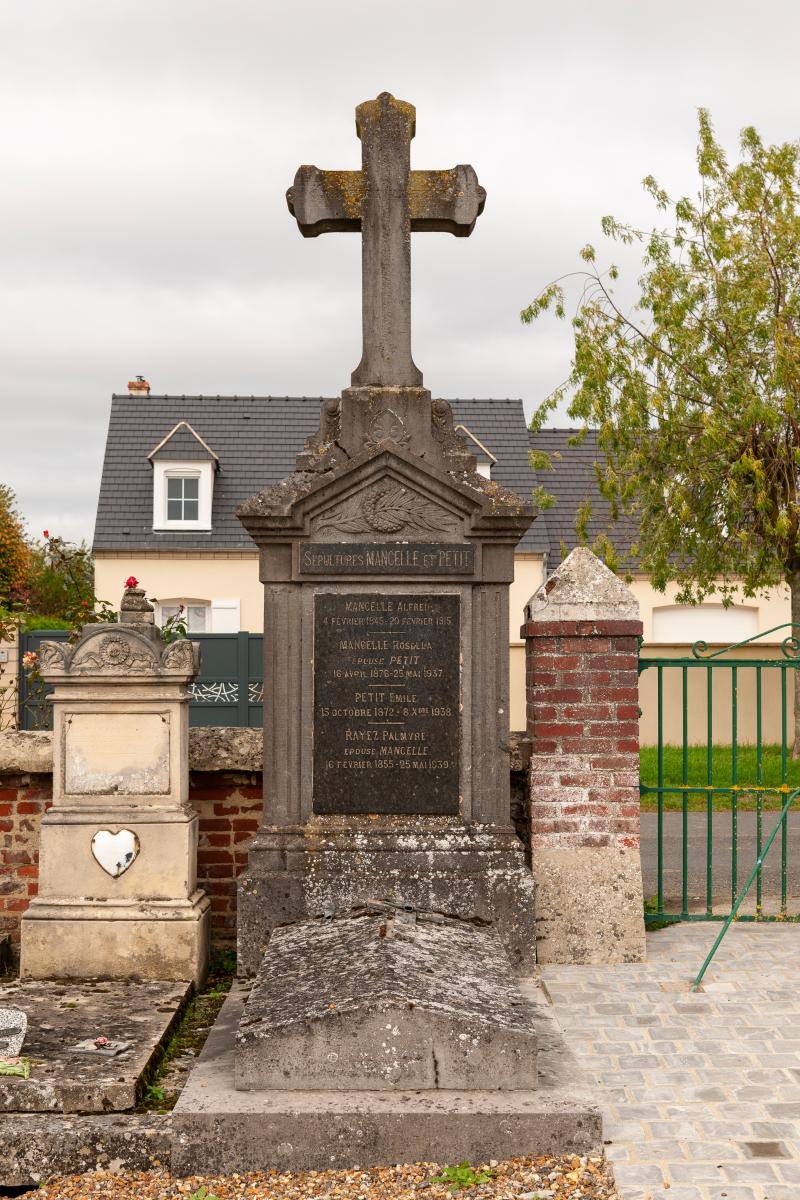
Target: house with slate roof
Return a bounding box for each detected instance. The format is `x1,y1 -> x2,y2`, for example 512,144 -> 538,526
93,391 -> 791,733
532,428 -> 790,650
93,392 -> 549,729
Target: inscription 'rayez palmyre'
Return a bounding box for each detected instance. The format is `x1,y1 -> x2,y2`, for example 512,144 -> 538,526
313,593 -> 460,815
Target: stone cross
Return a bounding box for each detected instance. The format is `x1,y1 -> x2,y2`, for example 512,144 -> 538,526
287,92 -> 486,390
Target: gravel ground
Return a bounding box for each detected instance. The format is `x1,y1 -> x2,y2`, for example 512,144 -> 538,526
24,1155 -> 616,1200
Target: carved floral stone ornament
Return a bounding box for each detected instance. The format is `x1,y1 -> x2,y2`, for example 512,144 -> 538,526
315,483 -> 459,537
364,408 -> 411,453
37,625 -> 200,679
91,829 -> 141,878
100,636 -> 134,667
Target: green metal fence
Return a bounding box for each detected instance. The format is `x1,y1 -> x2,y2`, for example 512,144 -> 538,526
18,630 -> 264,730
639,624 -> 800,924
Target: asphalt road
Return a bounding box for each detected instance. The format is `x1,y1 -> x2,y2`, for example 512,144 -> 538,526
640,810 -> 800,913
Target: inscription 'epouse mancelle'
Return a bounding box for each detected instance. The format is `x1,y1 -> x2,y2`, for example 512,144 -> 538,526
300,543 -> 474,575
313,592 -> 460,815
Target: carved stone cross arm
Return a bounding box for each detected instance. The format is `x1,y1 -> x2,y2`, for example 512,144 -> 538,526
286,92 -> 486,389
287,164 -> 485,237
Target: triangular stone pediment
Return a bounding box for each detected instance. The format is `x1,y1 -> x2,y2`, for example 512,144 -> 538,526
295,447 -> 484,543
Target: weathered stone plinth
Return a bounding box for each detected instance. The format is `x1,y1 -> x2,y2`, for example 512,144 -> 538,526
20,590 -> 210,985
236,910 -> 537,1092
238,818 -> 534,975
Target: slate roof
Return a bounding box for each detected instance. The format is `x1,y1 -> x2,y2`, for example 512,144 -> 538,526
529,429 -> 640,565
93,395 -> 549,554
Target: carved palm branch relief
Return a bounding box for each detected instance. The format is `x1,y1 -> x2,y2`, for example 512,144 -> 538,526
314,483 -> 460,537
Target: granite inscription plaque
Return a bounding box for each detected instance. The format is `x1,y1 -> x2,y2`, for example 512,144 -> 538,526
300,543 -> 474,575
313,592 -> 460,815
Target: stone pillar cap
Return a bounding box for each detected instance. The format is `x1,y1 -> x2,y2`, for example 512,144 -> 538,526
525,546 -> 639,623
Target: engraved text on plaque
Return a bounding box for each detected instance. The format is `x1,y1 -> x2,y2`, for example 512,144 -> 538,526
313,592 -> 460,815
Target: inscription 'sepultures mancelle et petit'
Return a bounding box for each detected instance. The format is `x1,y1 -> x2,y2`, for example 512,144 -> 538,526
299,543 -> 474,575
313,593 -> 460,815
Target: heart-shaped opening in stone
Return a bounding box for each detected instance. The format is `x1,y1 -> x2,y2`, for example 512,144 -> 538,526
91,829 -> 141,878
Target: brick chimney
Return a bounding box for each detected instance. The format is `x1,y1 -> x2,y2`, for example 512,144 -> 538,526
128,375 -> 151,396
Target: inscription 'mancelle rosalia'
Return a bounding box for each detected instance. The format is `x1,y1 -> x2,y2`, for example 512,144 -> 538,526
313,593 -> 460,816
300,542 -> 474,575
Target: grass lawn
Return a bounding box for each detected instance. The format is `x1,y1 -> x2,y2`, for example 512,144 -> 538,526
639,744 -> 800,811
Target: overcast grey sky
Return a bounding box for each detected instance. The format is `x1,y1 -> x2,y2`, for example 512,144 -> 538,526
1,0 -> 798,544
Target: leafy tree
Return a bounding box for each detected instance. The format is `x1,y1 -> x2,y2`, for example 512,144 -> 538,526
0,485 -> 29,605
522,111 -> 800,748
21,533 -> 116,632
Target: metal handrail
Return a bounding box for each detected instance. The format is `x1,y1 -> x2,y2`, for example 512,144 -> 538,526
691,787 -> 800,991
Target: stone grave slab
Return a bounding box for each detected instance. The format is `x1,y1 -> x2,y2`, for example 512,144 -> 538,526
0,1005 -> 27,1058
0,978 -> 190,1113
172,973 -> 600,1174
235,909 -> 537,1092
1,1112 -> 173,1188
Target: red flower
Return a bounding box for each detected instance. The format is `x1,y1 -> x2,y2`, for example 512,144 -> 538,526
42,530 -> 49,539
124,576 -> 139,589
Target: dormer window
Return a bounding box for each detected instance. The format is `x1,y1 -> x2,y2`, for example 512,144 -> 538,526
147,421 -> 219,533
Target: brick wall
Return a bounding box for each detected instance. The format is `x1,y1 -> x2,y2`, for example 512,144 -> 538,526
190,772 -> 261,942
523,617 -> 641,851
0,771 -> 262,950
0,773 -> 51,937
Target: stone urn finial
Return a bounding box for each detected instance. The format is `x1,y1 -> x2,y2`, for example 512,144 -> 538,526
120,579 -> 156,636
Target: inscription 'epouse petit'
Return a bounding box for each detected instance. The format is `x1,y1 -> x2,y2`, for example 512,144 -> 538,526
313,592 -> 460,815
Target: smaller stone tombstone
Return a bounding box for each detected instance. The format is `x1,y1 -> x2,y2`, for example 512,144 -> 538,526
20,585 -> 210,985
0,1007 -> 27,1058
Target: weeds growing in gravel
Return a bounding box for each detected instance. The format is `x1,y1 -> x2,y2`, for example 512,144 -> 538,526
429,1161 -> 497,1192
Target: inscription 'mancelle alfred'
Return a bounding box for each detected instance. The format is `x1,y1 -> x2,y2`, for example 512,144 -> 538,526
300,543 -> 474,576
313,593 -> 460,816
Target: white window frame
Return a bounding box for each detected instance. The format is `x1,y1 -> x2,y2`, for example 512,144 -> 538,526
153,459 -> 214,531
158,599 -> 211,633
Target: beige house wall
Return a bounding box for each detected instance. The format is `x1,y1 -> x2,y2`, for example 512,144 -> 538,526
96,554 -> 793,742
96,551 -> 545,731
94,553 -> 263,633
633,578 -> 793,747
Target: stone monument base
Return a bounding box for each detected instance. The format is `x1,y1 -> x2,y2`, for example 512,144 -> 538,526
236,816 -> 536,975
20,893 -> 210,987
172,977 -> 600,1174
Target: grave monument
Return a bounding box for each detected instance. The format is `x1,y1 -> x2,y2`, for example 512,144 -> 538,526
235,91 -> 537,974
171,93 -> 599,1174
20,586 -> 210,985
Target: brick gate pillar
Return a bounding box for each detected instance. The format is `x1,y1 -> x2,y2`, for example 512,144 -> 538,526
521,547 -> 646,963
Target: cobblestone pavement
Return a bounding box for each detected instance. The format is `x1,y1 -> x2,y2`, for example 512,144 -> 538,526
542,924 -> 800,1200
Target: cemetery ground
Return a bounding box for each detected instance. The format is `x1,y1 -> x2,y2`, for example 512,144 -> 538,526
8,923 -> 800,1200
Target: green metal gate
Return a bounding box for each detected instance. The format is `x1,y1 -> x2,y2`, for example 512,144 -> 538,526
639,625 -> 800,924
